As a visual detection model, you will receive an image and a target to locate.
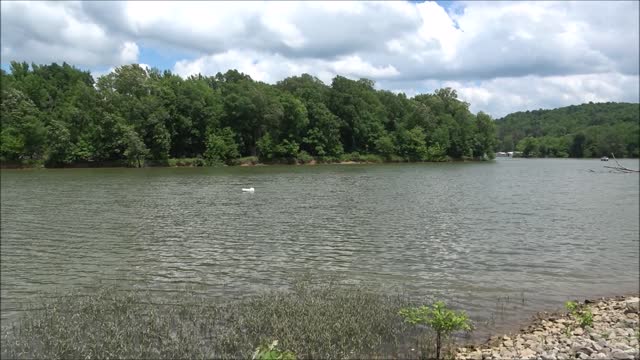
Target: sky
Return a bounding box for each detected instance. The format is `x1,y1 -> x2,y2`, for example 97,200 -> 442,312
1,1 -> 639,117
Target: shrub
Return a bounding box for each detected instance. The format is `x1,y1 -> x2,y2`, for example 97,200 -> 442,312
399,301 -> 472,360
252,340 -> 296,360
296,150 -> 314,164
565,300 -> 594,328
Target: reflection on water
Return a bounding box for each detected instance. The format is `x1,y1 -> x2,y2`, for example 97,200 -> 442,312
1,159 -> 639,337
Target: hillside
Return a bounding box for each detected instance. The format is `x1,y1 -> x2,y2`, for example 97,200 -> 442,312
495,102 -> 639,158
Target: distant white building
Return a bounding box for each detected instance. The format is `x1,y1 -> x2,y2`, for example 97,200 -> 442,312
496,151 -> 522,158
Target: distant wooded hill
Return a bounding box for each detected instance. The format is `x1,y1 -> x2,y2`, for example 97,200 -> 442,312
495,102 -> 639,158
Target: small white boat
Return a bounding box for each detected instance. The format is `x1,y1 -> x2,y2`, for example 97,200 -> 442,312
242,187 -> 255,192
601,156 -> 609,161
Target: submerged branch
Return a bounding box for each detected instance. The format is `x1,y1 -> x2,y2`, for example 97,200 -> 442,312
605,153 -> 639,173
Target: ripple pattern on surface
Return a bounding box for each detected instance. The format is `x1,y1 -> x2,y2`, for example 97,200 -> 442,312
1,160 -> 639,335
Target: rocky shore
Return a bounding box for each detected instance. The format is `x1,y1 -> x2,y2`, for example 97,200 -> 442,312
456,296 -> 639,360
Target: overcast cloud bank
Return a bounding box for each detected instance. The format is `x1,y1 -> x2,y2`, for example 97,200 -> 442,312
1,1 -> 638,117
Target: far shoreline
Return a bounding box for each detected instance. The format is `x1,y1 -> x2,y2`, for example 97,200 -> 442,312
0,156 -> 491,170
3,156 -> 639,170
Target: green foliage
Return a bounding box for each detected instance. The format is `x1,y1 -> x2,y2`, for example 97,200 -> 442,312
565,300 -> 594,328
565,300 -> 578,312
252,340 -> 296,360
579,309 -> 593,327
2,62 -> 501,167
167,158 -> 205,167
204,127 -> 239,165
274,139 -> 300,160
0,87 -> 46,162
497,102 -> 639,157
296,150 -> 314,164
374,133 -> 396,159
399,301 -> 472,360
123,129 -> 149,167
399,301 -> 472,333
339,152 -> 384,163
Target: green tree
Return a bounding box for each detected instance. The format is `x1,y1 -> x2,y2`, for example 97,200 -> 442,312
44,120 -> 73,166
204,127 -> 240,165
397,126 -> 428,161
123,129 -> 148,167
0,88 -> 46,162
374,133 -> 396,159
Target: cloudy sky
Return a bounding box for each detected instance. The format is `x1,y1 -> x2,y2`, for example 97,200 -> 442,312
1,1 -> 638,117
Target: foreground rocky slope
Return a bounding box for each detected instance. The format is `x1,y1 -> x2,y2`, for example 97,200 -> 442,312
457,296 -> 639,360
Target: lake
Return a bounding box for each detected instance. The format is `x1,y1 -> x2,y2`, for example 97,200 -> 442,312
1,158 -> 638,337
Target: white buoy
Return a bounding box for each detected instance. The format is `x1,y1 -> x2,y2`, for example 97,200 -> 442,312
242,187 -> 255,192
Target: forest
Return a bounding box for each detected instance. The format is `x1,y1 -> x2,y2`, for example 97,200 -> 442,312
495,102 -> 639,158
1,62 -> 497,167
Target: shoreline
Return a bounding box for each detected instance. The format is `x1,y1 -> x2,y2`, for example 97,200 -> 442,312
3,156 -> 639,170
1,286 -> 638,359
0,158 -> 483,170
457,295 -> 640,360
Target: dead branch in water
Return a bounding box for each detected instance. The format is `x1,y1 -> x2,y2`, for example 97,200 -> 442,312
605,153 -> 640,173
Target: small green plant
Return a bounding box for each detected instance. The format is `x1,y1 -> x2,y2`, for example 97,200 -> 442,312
578,309 -> 593,327
565,300 -> 593,328
564,326 -> 572,338
399,301 -> 472,360
252,340 -> 296,360
565,301 -> 578,313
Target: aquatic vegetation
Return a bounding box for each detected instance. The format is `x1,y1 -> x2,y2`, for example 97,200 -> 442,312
1,279 -> 431,359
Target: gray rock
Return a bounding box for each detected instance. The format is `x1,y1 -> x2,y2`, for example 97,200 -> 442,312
624,298 -> 639,312
572,327 -> 584,336
519,348 -> 536,360
468,350 -> 483,360
611,350 -> 634,360
592,341 -> 603,352
540,351 -> 557,360
615,343 -> 632,351
597,339 -> 609,348
572,343 -> 593,355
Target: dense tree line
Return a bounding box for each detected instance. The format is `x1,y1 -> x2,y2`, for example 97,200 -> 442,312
495,102 -> 639,158
1,62 -> 497,167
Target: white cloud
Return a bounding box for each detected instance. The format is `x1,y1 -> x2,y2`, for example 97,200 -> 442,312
450,73 -> 640,117
119,41 -> 139,64
1,1 -> 638,117
173,50 -> 398,84
0,1 -> 138,67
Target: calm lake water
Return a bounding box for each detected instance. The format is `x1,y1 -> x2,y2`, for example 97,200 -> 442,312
1,159 -> 639,336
